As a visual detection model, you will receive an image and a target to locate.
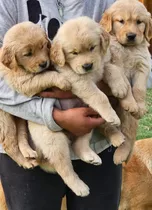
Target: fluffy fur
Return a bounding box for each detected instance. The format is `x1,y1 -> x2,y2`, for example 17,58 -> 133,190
119,138 -> 152,210
0,22 -> 71,168
100,0 -> 152,164
28,17 -> 122,197
0,18 -> 121,197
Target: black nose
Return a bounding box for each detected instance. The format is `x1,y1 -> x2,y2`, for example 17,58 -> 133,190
82,63 -> 93,71
127,33 -> 136,41
39,61 -> 47,68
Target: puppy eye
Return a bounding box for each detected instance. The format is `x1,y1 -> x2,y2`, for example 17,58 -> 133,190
72,51 -> 78,55
137,20 -> 142,25
90,46 -> 96,51
119,19 -> 125,24
24,51 -> 32,57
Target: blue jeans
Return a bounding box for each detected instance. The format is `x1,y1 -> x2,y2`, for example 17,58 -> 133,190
0,146 -> 122,210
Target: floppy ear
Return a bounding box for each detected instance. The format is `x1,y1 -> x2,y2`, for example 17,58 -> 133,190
100,11 -> 112,33
1,45 -> 17,70
145,15 -> 152,42
100,27 -> 110,54
50,41 -> 65,67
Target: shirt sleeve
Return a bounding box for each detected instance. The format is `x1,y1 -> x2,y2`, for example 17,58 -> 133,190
0,0 -> 62,131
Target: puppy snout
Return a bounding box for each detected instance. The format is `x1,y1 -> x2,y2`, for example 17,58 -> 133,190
39,61 -> 47,69
82,63 -> 93,71
127,33 -> 136,41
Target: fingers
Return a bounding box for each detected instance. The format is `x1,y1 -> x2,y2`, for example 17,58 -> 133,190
84,107 -> 99,116
88,116 -> 105,127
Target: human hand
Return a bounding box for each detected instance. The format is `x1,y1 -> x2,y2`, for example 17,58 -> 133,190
53,107 -> 105,136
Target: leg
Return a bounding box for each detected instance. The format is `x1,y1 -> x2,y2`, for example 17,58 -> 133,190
100,124 -> 125,147
114,105 -> 138,165
0,153 -> 66,210
66,147 -> 122,210
72,131 -> 102,165
16,118 -> 38,160
132,71 -> 148,118
28,122 -> 90,197
0,110 -> 35,169
120,84 -> 139,115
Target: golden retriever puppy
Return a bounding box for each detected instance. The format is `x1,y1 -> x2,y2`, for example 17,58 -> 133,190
0,19 -> 119,197
27,16 -> 122,197
119,138 -> 152,210
0,22 -> 70,168
100,0 -> 152,164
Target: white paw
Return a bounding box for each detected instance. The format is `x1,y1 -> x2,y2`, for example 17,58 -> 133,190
22,159 -> 38,169
80,151 -> 102,166
112,82 -> 128,99
21,148 -> 38,159
110,133 -> 125,147
121,99 -> 138,114
113,144 -> 130,165
58,80 -> 71,91
71,180 -> 90,197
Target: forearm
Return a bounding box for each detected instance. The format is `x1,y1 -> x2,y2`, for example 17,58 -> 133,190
0,78 -> 62,131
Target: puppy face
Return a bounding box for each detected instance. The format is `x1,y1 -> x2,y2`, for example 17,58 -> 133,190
51,17 -> 109,75
1,22 -> 50,73
101,0 -> 152,46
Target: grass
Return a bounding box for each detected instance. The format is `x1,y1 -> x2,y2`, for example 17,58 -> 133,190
136,88 -> 152,140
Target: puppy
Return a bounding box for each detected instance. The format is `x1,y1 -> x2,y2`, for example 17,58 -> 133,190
0,22 -> 70,168
100,0 -> 152,164
119,138 -> 152,210
26,17 -> 122,196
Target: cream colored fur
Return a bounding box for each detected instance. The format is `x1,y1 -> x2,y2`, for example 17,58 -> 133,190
29,17 -> 122,197
0,18 -> 121,197
0,22 -> 71,168
100,0 -> 152,164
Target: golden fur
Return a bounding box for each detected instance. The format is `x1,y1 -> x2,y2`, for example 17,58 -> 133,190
100,0 -> 152,164
0,22 -> 71,168
28,17 -> 122,197
0,18 -> 121,197
119,138 -> 152,210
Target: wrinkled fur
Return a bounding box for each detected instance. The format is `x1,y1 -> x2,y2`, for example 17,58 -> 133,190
100,0 -> 152,164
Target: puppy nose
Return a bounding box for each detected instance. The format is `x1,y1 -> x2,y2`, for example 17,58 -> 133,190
39,61 -> 47,68
82,63 -> 93,71
127,33 -> 136,41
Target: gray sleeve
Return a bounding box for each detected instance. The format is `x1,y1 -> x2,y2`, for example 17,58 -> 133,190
0,0 -> 17,46
0,78 -> 62,131
0,0 -> 62,132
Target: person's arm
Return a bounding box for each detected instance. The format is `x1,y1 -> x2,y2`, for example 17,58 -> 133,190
0,0 -> 104,136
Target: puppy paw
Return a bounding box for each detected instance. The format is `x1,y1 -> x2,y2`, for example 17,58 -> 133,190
71,180 -> 90,197
57,79 -> 71,91
21,148 -> 38,159
79,151 -> 102,166
121,99 -> 139,114
113,143 -> 131,165
110,132 -> 125,147
22,159 -> 38,169
112,81 -> 128,99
